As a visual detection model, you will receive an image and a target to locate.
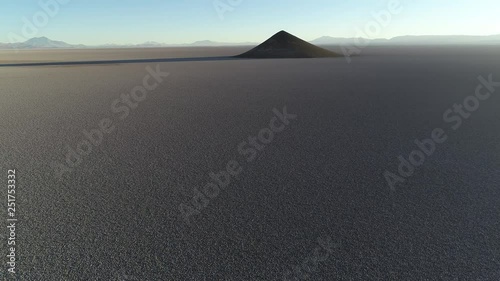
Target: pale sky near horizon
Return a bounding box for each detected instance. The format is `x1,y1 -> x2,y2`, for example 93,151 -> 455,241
1,0 -> 499,45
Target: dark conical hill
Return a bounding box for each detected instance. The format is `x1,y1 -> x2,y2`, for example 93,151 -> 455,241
236,30 -> 340,59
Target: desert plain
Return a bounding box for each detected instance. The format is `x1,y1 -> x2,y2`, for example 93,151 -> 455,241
1,45 -> 500,280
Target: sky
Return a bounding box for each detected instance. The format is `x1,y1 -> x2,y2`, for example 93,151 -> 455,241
1,0 -> 499,45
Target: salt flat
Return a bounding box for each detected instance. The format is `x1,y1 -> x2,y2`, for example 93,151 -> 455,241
0,46 -> 499,280
0,47 -> 250,64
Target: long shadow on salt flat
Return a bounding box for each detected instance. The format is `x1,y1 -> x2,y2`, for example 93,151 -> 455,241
0,56 -> 238,67
0,54 -> 344,67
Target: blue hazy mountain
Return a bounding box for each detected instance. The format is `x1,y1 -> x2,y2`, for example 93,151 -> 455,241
1,34 -> 500,50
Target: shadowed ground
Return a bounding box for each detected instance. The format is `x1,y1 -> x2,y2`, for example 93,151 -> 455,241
0,46 -> 499,280
0,56 -> 235,67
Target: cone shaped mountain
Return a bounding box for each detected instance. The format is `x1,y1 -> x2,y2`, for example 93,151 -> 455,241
236,31 -> 341,59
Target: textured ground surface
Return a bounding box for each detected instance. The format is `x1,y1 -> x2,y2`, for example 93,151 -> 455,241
1,46 -> 500,280
0,47 -> 248,64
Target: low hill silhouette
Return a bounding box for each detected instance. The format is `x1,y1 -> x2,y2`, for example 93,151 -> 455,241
236,30 -> 340,59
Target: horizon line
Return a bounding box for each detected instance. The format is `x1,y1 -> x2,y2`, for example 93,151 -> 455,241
4,32 -> 500,46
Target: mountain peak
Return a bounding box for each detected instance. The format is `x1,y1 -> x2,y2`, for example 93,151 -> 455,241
26,36 -> 50,42
236,30 -> 340,59
21,37 -> 73,48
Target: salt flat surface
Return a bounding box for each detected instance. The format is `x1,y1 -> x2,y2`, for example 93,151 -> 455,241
0,46 -> 499,280
0,47 -> 250,64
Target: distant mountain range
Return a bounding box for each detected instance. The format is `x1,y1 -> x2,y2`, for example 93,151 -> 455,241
311,35 -> 500,45
1,35 -> 500,50
0,37 -> 86,49
0,37 -> 256,50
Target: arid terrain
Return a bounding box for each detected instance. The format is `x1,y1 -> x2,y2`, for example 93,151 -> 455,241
0,47 -> 249,65
1,46 -> 500,280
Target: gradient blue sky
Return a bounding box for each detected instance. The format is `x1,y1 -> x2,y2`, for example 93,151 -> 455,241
1,0 -> 499,45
